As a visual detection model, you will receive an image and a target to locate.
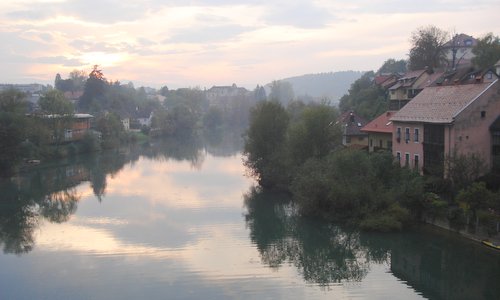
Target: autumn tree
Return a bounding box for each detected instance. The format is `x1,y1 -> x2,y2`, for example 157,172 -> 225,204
408,26 -> 449,71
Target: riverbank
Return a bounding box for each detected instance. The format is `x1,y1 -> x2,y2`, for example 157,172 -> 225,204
423,216 -> 500,251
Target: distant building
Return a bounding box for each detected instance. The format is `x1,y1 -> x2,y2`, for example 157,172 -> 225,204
442,33 -> 478,69
0,83 -> 48,110
373,73 -> 400,90
338,111 -> 368,148
361,111 -> 396,152
388,68 -> 444,110
206,84 -> 251,108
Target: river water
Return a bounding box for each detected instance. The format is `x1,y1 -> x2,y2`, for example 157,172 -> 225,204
0,136 -> 499,299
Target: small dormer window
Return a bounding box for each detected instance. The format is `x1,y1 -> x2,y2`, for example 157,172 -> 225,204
481,111 -> 486,118
487,72 -> 493,79
465,39 -> 472,46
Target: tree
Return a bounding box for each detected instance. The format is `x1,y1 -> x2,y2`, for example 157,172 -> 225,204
159,86 -> 169,97
243,101 -> 290,189
338,71 -> 387,119
79,65 -> 108,112
377,58 -> 407,74
253,85 -> 267,101
472,33 -> 500,69
95,112 -> 124,149
288,104 -> 341,166
269,80 -> 294,105
446,151 -> 486,195
38,89 -> 74,147
408,25 -> 449,71
69,69 -> 87,91
456,182 -> 495,220
0,89 -> 29,174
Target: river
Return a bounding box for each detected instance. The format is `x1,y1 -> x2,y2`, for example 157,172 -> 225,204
0,135 -> 499,299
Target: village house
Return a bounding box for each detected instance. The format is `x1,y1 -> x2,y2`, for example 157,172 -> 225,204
442,33 -> 478,69
388,68 -> 444,111
390,69 -> 500,175
361,111 -> 396,152
338,111 -> 368,148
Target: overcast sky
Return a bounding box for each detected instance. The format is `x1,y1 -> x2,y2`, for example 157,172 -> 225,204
1,0 -> 499,89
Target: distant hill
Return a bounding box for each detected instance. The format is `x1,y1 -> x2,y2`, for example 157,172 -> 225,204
272,71 -> 365,104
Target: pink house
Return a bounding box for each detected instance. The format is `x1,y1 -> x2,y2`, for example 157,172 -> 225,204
390,71 -> 500,175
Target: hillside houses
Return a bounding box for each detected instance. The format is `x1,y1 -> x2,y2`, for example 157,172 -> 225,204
388,68 -> 445,110
390,69 -> 499,175
359,33 -> 500,177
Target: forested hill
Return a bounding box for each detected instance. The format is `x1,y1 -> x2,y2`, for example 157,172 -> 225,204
279,71 -> 365,103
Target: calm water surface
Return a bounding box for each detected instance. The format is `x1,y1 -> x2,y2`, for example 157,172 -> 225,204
0,136 -> 499,299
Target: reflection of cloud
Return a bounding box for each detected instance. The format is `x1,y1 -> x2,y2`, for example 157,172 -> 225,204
37,222 -> 181,258
104,154 -> 253,210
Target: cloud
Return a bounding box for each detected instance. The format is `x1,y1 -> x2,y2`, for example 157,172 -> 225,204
35,56 -> 82,66
167,25 -> 254,44
7,0 -> 151,24
263,2 -> 334,28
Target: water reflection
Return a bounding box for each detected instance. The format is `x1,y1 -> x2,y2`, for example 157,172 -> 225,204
244,186 -> 371,285
244,186 -> 500,299
0,133 -> 242,255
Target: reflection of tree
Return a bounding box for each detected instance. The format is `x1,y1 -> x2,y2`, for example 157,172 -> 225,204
244,186 -> 370,285
38,189 -> 79,223
203,127 -> 244,157
0,179 -> 38,254
143,136 -> 205,169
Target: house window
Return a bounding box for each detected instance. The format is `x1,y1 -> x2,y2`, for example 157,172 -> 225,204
370,139 -> 373,147
387,140 -> 393,151
405,128 -> 410,143
346,136 -> 351,143
414,128 -> 419,142
405,153 -> 410,167
379,140 -> 383,149
396,152 -> 401,163
414,154 -> 419,170
396,127 -> 401,143
481,111 -> 486,118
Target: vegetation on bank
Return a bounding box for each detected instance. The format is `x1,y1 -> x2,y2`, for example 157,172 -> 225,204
243,99 -> 500,232
243,100 -> 423,231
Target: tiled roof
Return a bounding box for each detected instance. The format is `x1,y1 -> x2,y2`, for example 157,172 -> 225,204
391,81 -> 496,123
389,69 -> 427,90
361,111 -> 396,134
338,111 -> 368,136
415,71 -> 445,89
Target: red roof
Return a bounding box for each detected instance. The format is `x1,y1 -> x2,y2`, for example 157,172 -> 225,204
361,111 -> 396,134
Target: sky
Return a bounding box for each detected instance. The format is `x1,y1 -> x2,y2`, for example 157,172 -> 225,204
1,0 -> 499,89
